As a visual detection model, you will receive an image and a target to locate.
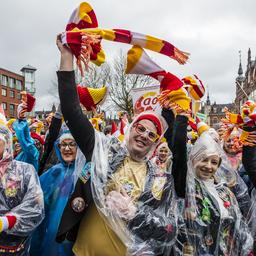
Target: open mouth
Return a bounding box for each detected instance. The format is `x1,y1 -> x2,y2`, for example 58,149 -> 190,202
135,139 -> 146,147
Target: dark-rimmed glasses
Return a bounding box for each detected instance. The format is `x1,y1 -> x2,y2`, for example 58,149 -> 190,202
59,141 -> 77,150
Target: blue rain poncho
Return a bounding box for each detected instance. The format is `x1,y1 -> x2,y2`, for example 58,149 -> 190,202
30,135 -> 83,256
13,120 -> 39,171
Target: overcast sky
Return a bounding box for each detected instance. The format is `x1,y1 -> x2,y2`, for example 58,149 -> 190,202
1,0 -> 255,110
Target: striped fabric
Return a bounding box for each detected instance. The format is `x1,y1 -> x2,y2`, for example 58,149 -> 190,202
0,216 -> 16,232
126,45 -> 183,92
126,45 -> 192,112
77,85 -> 107,111
62,2 -> 189,75
66,2 -> 98,31
182,75 -> 205,101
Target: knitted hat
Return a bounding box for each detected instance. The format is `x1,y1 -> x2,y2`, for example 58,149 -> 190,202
66,2 -> 98,31
21,91 -> 36,112
182,75 -> 205,101
77,85 -> 107,111
241,100 -> 256,125
31,132 -> 45,145
111,121 -> 118,135
135,113 -> 163,136
197,121 -> 209,136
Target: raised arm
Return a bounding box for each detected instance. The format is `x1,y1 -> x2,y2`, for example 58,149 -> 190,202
171,114 -> 188,198
39,110 -> 62,175
56,36 -> 95,160
242,145 -> 256,187
162,109 -> 188,198
13,119 -> 39,171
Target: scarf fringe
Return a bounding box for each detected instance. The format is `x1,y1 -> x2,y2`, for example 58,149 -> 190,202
173,48 -> 190,65
158,90 -> 191,115
240,130 -> 256,146
76,33 -> 101,76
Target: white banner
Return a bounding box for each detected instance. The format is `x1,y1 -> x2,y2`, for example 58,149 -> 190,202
131,85 -> 161,115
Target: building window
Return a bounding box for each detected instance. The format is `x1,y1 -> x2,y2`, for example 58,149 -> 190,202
2,103 -> 7,110
9,78 -> 15,88
213,117 -> 218,124
25,70 -> 33,81
10,90 -> 15,98
9,104 -> 15,116
1,75 -> 8,86
1,89 -> 7,96
17,92 -> 21,100
16,80 -> 22,90
213,107 -> 217,113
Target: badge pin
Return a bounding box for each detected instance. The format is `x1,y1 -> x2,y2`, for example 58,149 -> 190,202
71,197 -> 86,213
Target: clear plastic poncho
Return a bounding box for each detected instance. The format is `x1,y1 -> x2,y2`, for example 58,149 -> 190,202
185,133 -> 253,255
247,188 -> 256,252
0,124 -> 44,251
88,112 -> 180,255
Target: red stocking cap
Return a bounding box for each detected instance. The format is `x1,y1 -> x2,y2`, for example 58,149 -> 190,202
135,113 -> 162,136
21,91 -> 36,112
77,85 -> 107,111
31,132 -> 45,145
111,121 -> 118,135
66,2 -> 98,31
182,75 -> 205,100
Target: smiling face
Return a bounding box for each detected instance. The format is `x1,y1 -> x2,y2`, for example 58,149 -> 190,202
193,154 -> 221,181
59,139 -> 77,164
157,144 -> 170,162
127,119 -> 158,161
223,137 -> 239,155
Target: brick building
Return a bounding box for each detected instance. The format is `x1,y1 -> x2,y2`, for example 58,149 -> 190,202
201,93 -> 235,129
235,48 -> 256,109
0,68 -> 25,118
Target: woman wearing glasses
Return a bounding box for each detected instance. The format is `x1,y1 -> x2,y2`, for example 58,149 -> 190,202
31,131 -> 78,256
55,36 -> 188,256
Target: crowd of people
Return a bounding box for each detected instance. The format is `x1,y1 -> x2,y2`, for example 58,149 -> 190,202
1,1 -> 256,256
